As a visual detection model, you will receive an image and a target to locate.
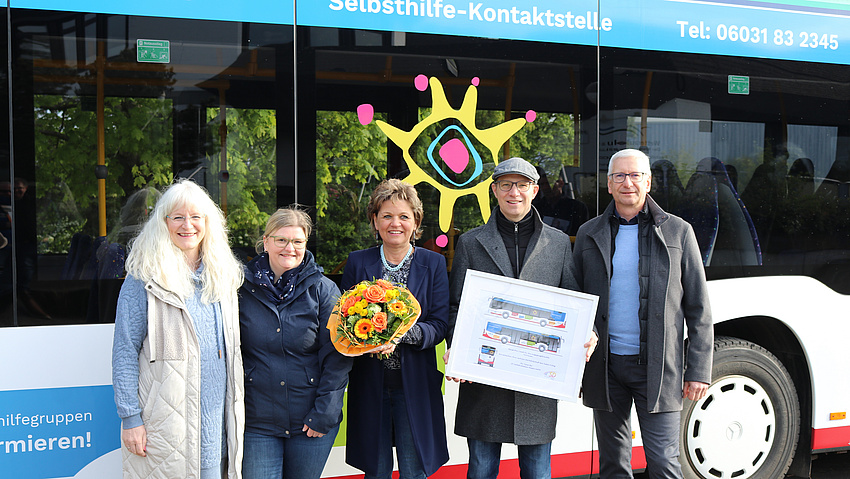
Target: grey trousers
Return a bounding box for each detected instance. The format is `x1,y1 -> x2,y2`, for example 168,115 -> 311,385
594,354 -> 683,479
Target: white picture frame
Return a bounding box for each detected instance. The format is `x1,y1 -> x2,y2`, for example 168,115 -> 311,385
446,269 -> 598,402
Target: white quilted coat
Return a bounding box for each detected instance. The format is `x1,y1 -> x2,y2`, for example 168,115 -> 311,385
122,281 -> 245,479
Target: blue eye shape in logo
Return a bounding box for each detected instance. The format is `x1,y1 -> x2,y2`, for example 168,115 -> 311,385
426,125 -> 483,187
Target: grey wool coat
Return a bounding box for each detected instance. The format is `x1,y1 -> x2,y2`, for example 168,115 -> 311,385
573,196 -> 713,413
448,207 -> 579,445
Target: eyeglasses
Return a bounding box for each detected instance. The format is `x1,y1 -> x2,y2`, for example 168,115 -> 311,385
267,235 -> 307,249
608,172 -> 648,183
166,214 -> 205,224
495,180 -> 535,192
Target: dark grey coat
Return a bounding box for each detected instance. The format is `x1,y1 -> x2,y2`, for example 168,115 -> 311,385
448,207 -> 579,445
573,196 -> 713,413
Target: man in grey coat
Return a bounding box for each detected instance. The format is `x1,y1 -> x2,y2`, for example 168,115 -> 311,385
572,149 -> 713,478
445,156 -> 597,479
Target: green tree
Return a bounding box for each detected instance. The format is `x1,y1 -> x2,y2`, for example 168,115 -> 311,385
34,95 -> 173,253
314,110 -> 388,270
206,108 -> 277,248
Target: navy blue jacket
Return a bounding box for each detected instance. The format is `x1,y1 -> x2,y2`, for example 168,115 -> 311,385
341,246 -> 450,477
239,250 -> 352,436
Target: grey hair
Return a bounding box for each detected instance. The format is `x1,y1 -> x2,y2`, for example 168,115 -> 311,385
608,149 -> 651,175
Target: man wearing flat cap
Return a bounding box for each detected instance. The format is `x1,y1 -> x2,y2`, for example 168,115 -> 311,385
445,157 -> 598,479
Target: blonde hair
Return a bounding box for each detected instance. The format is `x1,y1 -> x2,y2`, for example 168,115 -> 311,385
255,206 -> 312,253
125,179 -> 244,303
366,179 -> 424,240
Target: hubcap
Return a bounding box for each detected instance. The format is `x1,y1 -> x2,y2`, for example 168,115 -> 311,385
683,375 -> 775,478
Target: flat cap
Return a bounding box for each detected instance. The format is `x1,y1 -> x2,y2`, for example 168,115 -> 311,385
492,157 -> 539,182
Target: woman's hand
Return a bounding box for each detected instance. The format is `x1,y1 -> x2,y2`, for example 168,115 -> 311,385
122,425 -> 147,457
303,424 -> 325,438
374,341 -> 397,355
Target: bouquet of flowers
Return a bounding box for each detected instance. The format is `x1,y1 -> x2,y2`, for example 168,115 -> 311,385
327,278 -> 421,357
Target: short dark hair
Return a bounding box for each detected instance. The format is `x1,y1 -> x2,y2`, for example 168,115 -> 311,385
366,179 -> 424,240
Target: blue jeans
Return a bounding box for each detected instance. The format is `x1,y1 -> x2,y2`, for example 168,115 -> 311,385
366,386 -> 425,479
594,354 -> 682,479
243,425 -> 339,479
466,438 -> 551,479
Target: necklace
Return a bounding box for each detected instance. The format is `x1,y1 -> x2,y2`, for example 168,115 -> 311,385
381,244 -> 413,272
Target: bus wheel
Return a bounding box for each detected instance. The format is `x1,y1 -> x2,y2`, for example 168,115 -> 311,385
501,337 -> 509,344
539,319 -> 548,327
537,344 -> 546,352
502,312 -> 510,319
680,336 -> 799,479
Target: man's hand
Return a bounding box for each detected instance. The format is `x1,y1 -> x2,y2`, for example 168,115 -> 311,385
123,425 -> 147,457
584,331 -> 599,362
683,381 -> 709,401
442,348 -> 469,383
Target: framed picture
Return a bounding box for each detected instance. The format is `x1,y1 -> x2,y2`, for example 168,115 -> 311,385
446,269 -> 598,402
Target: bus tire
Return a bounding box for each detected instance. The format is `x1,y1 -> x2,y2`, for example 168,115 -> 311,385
501,337 -> 509,344
680,336 -> 799,479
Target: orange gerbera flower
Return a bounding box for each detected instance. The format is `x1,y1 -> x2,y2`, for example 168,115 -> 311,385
388,300 -> 408,315
354,318 -> 374,339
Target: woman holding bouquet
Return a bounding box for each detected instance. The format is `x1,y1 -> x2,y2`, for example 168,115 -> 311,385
239,207 -> 353,479
341,179 -> 449,479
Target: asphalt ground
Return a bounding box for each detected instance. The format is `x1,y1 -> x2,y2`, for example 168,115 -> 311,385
802,452 -> 850,478
630,451 -> 850,478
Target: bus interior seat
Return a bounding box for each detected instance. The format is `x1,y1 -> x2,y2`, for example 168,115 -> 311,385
61,232 -> 93,280
679,157 -> 762,267
650,160 -> 685,212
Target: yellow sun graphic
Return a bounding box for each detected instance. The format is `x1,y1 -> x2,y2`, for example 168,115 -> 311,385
357,75 -> 534,247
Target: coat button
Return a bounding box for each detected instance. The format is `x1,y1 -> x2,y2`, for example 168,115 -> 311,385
285,430 -> 289,435
309,378 -> 314,383
308,418 -> 312,422
280,381 -> 285,386
277,328 -> 281,333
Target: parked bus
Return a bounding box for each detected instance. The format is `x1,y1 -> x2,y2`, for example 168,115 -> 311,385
1,1 -> 849,479
483,322 -> 562,353
489,297 -> 568,328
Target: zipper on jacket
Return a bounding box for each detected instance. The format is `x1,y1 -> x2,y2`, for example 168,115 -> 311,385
514,222 -> 520,277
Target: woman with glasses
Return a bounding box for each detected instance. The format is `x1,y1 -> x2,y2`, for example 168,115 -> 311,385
239,206 -> 352,479
112,179 -> 245,479
341,179 -> 449,479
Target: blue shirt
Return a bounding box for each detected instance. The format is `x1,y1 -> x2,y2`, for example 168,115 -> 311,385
608,223 -> 641,355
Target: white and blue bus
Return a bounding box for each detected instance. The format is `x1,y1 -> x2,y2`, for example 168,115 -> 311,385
488,297 -> 568,328
1,1 -> 849,478
483,321 -> 562,353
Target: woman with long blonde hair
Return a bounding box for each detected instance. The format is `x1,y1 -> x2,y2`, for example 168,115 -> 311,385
113,179 -> 245,479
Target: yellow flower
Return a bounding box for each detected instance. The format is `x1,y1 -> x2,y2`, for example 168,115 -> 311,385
354,318 -> 373,339
388,300 -> 408,315
385,289 -> 399,300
